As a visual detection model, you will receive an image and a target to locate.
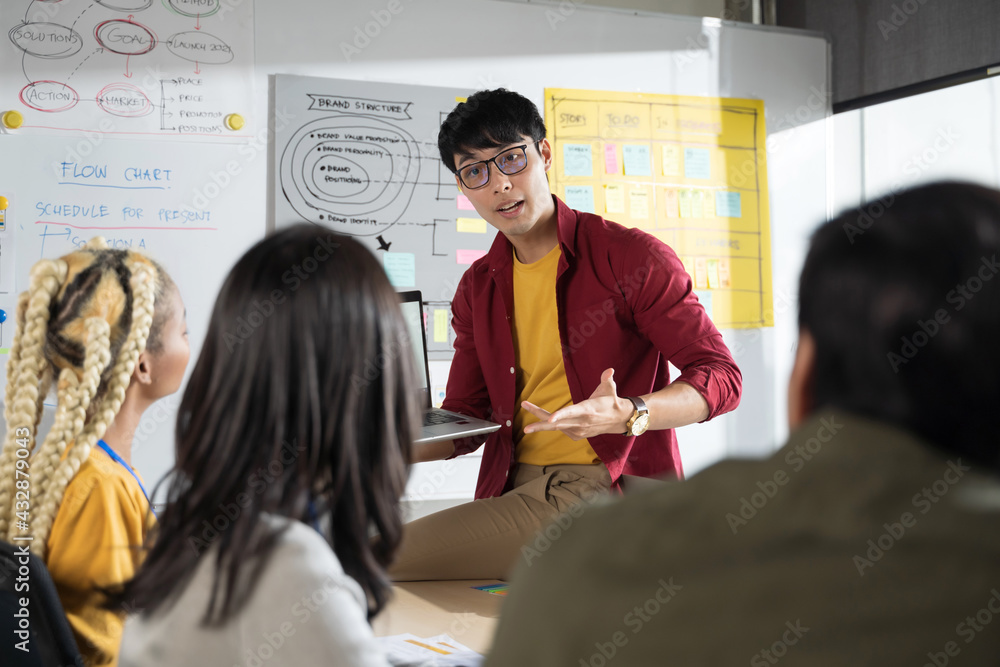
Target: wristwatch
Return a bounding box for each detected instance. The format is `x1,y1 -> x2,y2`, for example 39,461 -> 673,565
623,396 -> 650,436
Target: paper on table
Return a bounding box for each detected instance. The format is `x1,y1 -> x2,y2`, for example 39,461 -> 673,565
378,633 -> 483,667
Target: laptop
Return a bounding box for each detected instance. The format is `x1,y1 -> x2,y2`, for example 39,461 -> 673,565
398,291 -> 501,444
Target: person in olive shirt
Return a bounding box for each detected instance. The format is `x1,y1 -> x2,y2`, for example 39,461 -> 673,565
486,181 -> 1000,666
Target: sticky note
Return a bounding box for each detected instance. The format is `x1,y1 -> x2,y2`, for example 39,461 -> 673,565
678,190 -> 693,218
457,193 -> 475,210
693,290 -> 713,318
681,256 -> 695,277
604,144 -> 620,174
718,258 -> 732,288
694,258 -> 709,289
604,184 -> 625,214
565,185 -> 595,214
629,189 -> 649,219
707,259 -> 720,288
622,144 -> 652,176
691,191 -> 705,219
715,191 -> 742,217
664,189 -> 679,218
383,252 -> 415,288
433,309 -> 449,342
661,145 -> 681,176
456,248 -> 488,265
563,144 -> 593,176
704,191 -> 716,217
457,217 -> 487,233
684,148 -> 711,179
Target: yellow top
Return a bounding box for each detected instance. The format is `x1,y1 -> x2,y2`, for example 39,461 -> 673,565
46,445 -> 154,667
512,244 -> 601,466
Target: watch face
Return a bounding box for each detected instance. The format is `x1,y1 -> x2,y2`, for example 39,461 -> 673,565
632,414 -> 650,435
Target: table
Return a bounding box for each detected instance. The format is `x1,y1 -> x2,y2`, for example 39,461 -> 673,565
372,580 -> 506,655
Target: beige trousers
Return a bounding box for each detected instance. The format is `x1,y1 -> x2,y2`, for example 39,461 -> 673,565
389,463 -> 613,581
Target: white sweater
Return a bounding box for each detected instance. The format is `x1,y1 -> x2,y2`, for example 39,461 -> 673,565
120,518 -> 390,667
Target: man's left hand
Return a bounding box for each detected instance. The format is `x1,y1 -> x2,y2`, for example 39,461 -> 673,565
521,368 -> 633,440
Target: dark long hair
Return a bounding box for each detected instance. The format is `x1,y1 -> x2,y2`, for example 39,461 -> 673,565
107,224 -> 418,623
799,181 -> 1000,471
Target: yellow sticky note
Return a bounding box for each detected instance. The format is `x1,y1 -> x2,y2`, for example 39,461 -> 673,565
605,184 -> 625,214
694,258 -> 709,289
718,258 -> 732,288
457,217 -> 487,233
681,256 -> 695,278
629,189 -> 649,219
455,97 -> 467,103
707,259 -> 720,288
679,190 -> 693,218
691,190 -> 704,219
433,309 -> 449,343
661,145 -> 681,176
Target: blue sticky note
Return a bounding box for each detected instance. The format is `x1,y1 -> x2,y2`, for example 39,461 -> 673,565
383,252 -> 416,287
715,191 -> 742,218
622,144 -> 652,176
565,185 -> 595,213
694,290 -> 713,319
562,144 -> 593,176
684,148 -> 711,179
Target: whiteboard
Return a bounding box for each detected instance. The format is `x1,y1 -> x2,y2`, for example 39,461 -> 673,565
0,133 -> 265,501
0,0 -> 830,502
1,0 -> 256,140
273,75 -> 494,355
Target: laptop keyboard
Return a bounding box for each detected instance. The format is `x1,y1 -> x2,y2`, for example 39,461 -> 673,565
424,409 -> 465,426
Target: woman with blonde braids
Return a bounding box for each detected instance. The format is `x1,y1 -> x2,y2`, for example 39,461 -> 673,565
0,239 -> 189,666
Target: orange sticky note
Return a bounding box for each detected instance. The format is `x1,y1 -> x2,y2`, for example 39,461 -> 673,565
664,189 -> 679,218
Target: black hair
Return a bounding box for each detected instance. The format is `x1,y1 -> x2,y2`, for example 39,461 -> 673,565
106,224 -> 419,623
438,88 -> 546,173
799,181 -> 1000,470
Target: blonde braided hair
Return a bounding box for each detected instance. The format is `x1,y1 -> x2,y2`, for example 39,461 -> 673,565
0,260 -> 68,536
0,242 -> 165,559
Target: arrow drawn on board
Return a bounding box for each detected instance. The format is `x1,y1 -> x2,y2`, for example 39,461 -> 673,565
21,51 -> 32,84
67,47 -> 103,81
194,61 -> 201,74
124,54 -> 133,78
71,2 -> 97,31
195,13 -> 201,30
376,235 -> 392,251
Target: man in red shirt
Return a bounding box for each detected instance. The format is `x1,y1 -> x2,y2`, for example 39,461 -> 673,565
390,89 -> 741,581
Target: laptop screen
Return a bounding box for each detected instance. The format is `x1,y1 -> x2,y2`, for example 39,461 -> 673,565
397,291 -> 431,407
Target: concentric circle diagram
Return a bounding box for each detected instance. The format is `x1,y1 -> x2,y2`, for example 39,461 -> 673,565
280,116 -> 420,236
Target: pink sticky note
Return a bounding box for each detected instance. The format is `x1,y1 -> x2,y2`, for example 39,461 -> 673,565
604,144 -> 619,175
457,193 -> 475,210
457,248 -> 488,265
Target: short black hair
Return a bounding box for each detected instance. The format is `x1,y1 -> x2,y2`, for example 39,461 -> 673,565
799,181 -> 1000,470
438,88 -> 546,174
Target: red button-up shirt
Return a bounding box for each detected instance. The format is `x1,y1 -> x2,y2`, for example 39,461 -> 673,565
442,196 -> 742,499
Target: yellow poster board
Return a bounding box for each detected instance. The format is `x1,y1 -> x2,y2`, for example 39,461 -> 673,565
545,88 -> 773,329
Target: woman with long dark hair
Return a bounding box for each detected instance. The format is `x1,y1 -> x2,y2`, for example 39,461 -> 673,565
110,225 -> 418,665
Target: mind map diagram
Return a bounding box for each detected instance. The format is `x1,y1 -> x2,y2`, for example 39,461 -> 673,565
3,0 -> 254,137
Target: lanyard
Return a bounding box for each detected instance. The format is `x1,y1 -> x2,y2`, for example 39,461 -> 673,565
96,440 -> 156,518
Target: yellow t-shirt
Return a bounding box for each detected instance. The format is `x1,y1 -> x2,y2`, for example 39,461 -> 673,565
46,445 -> 154,667
512,245 -> 601,466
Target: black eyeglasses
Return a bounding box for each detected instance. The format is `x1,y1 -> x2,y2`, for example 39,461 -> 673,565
457,141 -> 540,190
